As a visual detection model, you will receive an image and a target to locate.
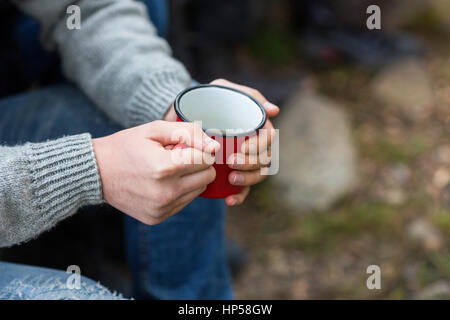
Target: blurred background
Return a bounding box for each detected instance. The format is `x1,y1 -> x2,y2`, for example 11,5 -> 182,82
168,0 -> 450,299
1,0 -> 449,299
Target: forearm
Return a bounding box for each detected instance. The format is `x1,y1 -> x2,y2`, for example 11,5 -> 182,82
0,134 -> 103,247
14,0 -> 191,127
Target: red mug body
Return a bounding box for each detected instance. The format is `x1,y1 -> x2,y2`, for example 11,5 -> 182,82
174,84 -> 266,199
176,117 -> 250,198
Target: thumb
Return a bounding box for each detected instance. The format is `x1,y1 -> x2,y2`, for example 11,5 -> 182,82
147,120 -> 220,153
211,79 -> 280,117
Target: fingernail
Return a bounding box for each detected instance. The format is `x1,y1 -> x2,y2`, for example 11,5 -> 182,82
248,142 -> 258,154
241,140 -> 256,154
205,137 -> 220,152
228,197 -> 238,206
263,101 -> 279,112
232,173 -> 244,185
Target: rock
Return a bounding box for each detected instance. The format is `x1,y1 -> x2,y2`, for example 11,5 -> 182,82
273,90 -> 358,212
376,188 -> 407,205
371,58 -> 433,121
433,167 -> 450,189
407,219 -> 444,251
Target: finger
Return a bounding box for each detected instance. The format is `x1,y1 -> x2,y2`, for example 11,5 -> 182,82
229,170 -> 267,187
227,152 -> 271,170
164,186 -> 207,214
225,186 -> 250,206
241,121 -> 276,155
157,201 -> 190,224
167,147 -> 215,176
146,120 -> 221,153
179,166 -> 216,192
163,104 -> 177,122
262,101 -> 280,117
166,203 -> 189,219
210,79 -> 280,117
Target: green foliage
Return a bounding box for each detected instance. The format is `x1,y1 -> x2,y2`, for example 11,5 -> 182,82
359,134 -> 429,164
403,7 -> 445,33
253,180 -> 275,212
285,202 -> 400,252
417,251 -> 450,287
432,207 -> 450,236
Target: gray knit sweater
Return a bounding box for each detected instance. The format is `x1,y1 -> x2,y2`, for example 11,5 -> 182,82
0,0 -> 191,247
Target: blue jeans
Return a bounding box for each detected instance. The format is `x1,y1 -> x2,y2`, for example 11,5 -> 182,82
0,262 -> 124,300
0,84 -> 231,299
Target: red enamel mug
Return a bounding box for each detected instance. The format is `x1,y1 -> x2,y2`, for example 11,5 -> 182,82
174,84 -> 267,198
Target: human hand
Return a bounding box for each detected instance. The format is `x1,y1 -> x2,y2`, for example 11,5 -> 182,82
209,79 -> 279,206
92,121 -> 220,225
163,104 -> 177,122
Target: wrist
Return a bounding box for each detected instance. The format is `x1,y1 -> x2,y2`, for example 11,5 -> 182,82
163,104 -> 177,121
91,136 -> 110,201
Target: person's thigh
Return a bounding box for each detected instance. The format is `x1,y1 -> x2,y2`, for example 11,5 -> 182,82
0,262 -> 125,300
0,83 -> 122,145
124,197 -> 232,300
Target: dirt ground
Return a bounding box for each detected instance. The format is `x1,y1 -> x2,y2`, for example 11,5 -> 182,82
227,26 -> 450,299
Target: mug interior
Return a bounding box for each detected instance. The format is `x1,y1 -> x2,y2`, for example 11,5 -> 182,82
177,85 -> 265,136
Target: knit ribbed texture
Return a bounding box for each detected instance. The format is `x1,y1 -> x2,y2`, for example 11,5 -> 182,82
128,70 -> 190,125
0,134 -> 102,247
27,134 -> 103,223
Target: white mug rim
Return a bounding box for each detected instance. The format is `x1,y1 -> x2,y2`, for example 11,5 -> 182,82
174,84 -> 267,137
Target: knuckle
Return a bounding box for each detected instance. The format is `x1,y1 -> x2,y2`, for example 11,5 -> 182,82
154,190 -> 169,206
212,78 -> 226,85
152,119 -> 165,127
191,122 -> 203,132
250,88 -> 260,96
191,123 -> 205,138
151,163 -> 175,179
142,216 -> 156,226
141,209 -> 158,225
156,187 -> 177,206
152,205 -> 167,217
208,167 -> 217,183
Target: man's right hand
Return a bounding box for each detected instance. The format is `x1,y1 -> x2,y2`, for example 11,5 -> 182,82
92,121 -> 220,225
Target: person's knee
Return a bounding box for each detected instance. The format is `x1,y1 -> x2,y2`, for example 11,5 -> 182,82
0,266 -> 125,300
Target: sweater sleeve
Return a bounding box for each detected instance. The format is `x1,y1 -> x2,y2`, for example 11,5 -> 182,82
13,0 -> 191,128
0,134 -> 103,247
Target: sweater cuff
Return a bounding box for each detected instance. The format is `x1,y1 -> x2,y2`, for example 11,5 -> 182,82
26,133 -> 103,226
127,70 -> 190,126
